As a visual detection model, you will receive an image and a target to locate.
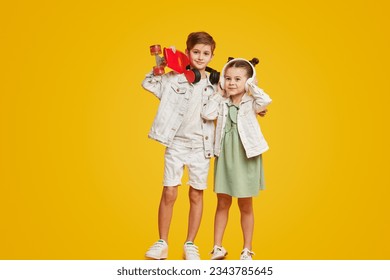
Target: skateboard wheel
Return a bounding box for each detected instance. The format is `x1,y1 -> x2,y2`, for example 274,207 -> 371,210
150,45 -> 162,55
153,65 -> 165,76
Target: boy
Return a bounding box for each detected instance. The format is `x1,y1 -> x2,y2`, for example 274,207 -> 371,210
142,31 -> 216,260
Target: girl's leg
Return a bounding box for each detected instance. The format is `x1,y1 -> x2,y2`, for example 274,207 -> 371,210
214,193 -> 232,246
186,187 -> 203,242
237,197 -> 254,250
158,186 -> 178,242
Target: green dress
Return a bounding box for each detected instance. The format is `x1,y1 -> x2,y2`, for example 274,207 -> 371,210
214,103 -> 265,198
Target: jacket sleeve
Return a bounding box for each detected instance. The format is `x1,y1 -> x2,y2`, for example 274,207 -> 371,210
201,92 -> 225,120
248,83 -> 272,113
141,71 -> 173,100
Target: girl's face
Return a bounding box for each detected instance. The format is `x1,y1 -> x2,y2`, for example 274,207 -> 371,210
224,67 -> 249,97
186,44 -> 213,71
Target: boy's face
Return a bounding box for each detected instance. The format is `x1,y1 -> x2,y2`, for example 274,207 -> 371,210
224,67 -> 249,97
186,44 -> 213,71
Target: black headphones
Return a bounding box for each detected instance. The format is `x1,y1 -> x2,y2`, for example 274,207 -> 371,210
185,66 -> 220,85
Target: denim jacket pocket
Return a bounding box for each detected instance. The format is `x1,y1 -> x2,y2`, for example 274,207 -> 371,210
168,84 -> 187,105
170,84 -> 187,94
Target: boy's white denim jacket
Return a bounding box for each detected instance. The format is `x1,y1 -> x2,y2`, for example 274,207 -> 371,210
201,83 -> 272,158
142,71 -> 216,158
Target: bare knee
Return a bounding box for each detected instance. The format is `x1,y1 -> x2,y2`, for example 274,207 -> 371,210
217,194 -> 232,210
189,187 -> 203,205
238,197 -> 253,214
161,186 -> 178,206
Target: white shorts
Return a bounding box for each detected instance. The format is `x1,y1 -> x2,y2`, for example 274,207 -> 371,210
163,143 -> 210,190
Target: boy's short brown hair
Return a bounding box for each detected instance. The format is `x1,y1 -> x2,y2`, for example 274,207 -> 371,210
186,31 -> 216,54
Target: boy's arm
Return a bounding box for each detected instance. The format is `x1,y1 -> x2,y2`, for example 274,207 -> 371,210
248,82 -> 272,113
201,91 -> 224,120
141,71 -> 172,99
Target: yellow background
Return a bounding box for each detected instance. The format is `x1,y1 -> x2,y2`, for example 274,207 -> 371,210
1,1 -> 389,260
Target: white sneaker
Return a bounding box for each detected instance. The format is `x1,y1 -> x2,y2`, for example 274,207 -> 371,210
210,245 -> 228,260
145,239 -> 168,259
240,248 -> 255,260
183,241 -> 200,260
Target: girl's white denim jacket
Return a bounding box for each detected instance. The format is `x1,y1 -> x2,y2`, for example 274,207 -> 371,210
142,71 -> 216,158
201,82 -> 272,158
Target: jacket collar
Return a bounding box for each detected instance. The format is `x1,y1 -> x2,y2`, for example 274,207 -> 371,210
177,73 -> 214,87
224,93 -> 253,105
241,93 -> 253,103
177,74 -> 188,84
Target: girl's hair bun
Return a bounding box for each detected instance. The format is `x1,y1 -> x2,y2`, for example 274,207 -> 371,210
227,57 -> 259,67
250,58 -> 259,66
227,57 -> 235,62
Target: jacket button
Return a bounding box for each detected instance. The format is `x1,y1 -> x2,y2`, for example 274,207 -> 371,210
205,136 -> 209,140
208,153 -> 211,157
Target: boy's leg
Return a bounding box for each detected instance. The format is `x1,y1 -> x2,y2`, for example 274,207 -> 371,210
214,193 -> 232,246
186,148 -> 210,242
160,145 -> 185,242
183,148 -> 209,260
186,187 -> 203,242
182,186 -> 203,260
237,197 -> 254,250
145,145 -> 183,260
145,186 -> 177,259
158,186 -> 178,242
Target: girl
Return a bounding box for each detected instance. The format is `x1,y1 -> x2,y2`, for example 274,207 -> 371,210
201,57 -> 272,260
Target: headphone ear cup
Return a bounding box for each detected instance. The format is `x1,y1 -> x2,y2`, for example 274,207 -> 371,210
192,69 -> 201,83
205,67 -> 220,85
184,69 -> 201,84
209,71 -> 220,85
184,65 -> 201,84
245,77 -> 254,91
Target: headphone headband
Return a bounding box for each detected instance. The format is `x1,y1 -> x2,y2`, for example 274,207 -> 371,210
220,58 -> 257,90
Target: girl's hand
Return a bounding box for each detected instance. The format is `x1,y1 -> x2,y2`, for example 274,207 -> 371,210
258,109 -> 268,117
217,82 -> 228,98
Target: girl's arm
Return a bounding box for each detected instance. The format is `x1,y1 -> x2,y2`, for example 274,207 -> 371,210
201,89 -> 225,120
141,71 -> 174,100
248,82 -> 272,113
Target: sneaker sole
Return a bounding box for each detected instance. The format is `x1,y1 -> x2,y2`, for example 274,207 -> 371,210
145,251 -> 168,260
183,256 -> 201,260
183,253 -> 201,260
145,255 -> 168,260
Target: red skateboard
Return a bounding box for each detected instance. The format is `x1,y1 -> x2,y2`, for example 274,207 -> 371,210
149,45 -> 200,83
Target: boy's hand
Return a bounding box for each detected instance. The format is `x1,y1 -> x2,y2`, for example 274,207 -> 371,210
258,109 -> 268,117
169,45 -> 176,53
